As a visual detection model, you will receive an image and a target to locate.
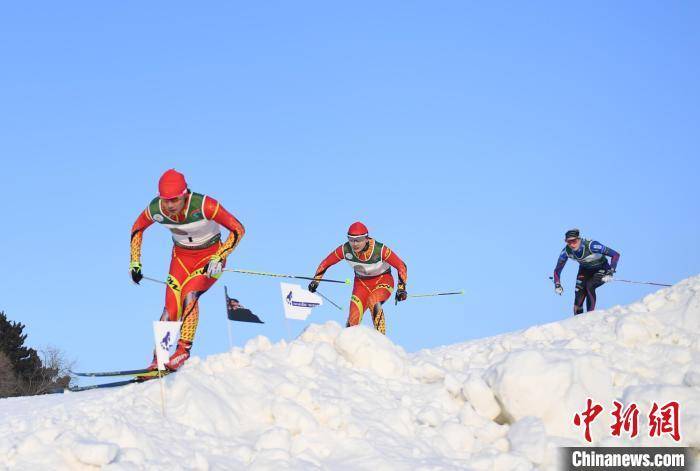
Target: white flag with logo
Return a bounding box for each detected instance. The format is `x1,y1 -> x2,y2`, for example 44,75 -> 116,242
280,282 -> 323,320
153,321 -> 182,371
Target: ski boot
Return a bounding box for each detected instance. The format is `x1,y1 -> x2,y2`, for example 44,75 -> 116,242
146,350 -> 158,371
165,340 -> 192,371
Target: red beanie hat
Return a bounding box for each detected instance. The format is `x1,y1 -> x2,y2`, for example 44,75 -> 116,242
347,221 -> 369,238
158,169 -> 188,199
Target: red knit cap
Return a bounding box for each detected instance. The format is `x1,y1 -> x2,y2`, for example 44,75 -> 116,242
158,169 -> 188,199
347,221 -> 369,237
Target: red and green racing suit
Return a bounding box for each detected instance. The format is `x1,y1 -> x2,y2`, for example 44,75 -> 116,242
130,191 -> 245,348
312,238 -> 407,334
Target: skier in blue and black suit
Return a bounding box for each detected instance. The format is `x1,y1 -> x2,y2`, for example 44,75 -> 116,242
553,228 -> 620,316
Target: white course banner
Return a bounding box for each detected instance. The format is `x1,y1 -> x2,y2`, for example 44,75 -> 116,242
152,321 -> 182,371
280,282 -> 323,320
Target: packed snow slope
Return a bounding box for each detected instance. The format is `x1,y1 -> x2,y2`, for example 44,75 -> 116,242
2,276 -> 700,470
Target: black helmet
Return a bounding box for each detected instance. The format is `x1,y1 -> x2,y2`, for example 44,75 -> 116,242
564,228 -> 580,240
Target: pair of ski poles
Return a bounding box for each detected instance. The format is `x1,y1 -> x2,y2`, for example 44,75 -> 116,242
547,276 -> 671,287
141,268 -> 463,311
222,269 -> 463,310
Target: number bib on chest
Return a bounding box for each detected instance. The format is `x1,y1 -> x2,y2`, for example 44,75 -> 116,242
565,239 -> 606,269
342,240 -> 391,278
148,193 -> 221,248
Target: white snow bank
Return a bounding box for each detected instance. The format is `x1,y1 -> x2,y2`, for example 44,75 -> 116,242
1,275 -> 700,470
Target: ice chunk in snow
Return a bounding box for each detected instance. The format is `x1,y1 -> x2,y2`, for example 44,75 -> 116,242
615,314 -> 659,346
71,440 -> 119,466
409,360 -> 445,383
300,321 -> 343,343
443,373 -> 463,397
286,342 -> 314,367
255,427 -> 291,451
461,374 -> 502,420
485,349 -> 615,438
508,417 -> 549,465
244,335 -> 273,354
334,326 -> 406,378
271,399 -> 319,434
439,422 -> 476,452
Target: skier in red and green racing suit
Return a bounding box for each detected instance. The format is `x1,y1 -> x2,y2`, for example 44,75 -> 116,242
130,169 -> 245,370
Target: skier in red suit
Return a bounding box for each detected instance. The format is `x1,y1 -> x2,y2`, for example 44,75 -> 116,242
130,169 -> 245,370
309,222 -> 407,335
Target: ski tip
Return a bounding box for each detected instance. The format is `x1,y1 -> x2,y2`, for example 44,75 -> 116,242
70,370 -> 95,377
135,370 -> 170,381
70,368 -> 152,377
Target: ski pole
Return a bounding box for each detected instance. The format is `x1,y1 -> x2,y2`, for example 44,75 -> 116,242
317,290 -> 343,311
142,275 -> 167,285
612,279 -> 672,287
547,276 -> 670,287
141,271 -> 350,286
407,290 -> 465,299
224,268 -> 350,284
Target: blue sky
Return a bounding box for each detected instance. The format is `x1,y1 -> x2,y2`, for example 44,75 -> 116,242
1,2 -> 698,373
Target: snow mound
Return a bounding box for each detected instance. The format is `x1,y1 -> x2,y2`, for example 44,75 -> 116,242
2,276 -> 700,470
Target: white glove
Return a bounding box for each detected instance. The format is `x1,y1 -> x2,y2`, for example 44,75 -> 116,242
555,284 -> 563,295
600,269 -> 614,283
204,255 -> 223,278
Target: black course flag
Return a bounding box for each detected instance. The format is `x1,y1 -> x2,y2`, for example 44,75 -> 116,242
225,286 -> 264,323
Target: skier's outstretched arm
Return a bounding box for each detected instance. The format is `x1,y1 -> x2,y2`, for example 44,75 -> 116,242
308,246 -> 344,292
381,246 -> 408,286
129,209 -> 155,284
382,245 -> 408,303
553,250 -> 567,289
203,196 -> 245,260
590,241 -> 620,272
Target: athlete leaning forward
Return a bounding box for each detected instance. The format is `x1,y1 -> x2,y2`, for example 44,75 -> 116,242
553,228 -> 620,316
309,222 -> 407,335
130,169 -> 245,370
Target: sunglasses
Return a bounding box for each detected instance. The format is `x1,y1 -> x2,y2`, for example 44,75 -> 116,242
348,235 -> 368,242
566,238 -> 579,245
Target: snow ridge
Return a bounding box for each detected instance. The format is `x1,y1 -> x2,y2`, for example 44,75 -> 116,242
1,276 -> 699,470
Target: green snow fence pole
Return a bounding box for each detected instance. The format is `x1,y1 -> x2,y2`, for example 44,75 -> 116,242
407,290 -> 465,299
224,268 -> 350,285
547,276 -> 671,287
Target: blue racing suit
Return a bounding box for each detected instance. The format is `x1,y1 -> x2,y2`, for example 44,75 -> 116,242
553,239 -> 620,315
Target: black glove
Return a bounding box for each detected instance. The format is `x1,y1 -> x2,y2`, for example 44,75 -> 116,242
308,280 -> 319,293
395,283 -> 408,304
130,261 -> 143,285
